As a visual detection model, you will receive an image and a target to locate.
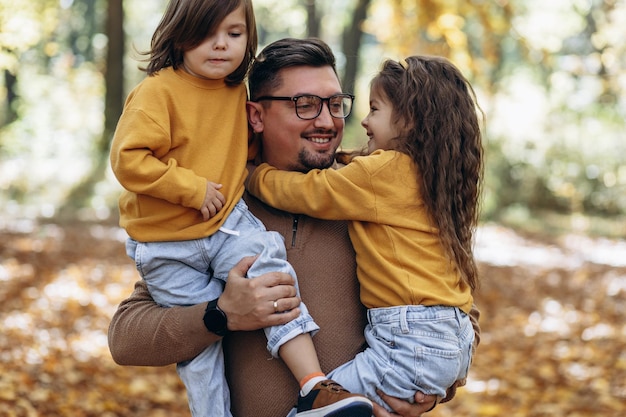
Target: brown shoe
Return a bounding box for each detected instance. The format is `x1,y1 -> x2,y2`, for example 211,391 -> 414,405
295,379 -> 373,417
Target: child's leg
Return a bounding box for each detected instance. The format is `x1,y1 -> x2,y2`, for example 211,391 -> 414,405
244,236 -> 373,417
204,201 -> 321,357
177,342 -> 232,417
279,333 -> 324,383
208,201 -> 372,416
127,238 -> 224,306
278,333 -> 372,417
128,238 -> 232,417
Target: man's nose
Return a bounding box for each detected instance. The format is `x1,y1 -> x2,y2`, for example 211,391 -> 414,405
314,102 -> 334,127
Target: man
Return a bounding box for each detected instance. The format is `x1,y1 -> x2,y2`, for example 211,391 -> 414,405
108,37 -> 480,417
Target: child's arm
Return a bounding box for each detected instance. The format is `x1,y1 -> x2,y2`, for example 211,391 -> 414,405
248,159 -> 377,222
110,108 -> 208,211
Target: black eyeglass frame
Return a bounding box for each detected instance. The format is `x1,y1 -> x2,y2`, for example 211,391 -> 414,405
255,94 -> 355,120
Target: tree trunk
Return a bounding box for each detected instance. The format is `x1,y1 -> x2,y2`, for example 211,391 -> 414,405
304,0 -> 321,38
341,0 -> 371,94
60,0 -> 124,216
103,0 -> 125,153
1,69 -> 18,126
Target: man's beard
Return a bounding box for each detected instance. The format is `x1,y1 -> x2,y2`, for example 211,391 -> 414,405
293,148 -> 336,172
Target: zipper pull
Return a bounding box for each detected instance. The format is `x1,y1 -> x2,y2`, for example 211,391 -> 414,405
291,215 -> 299,247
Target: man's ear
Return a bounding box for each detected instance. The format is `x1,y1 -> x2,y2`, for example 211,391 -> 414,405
246,101 -> 264,133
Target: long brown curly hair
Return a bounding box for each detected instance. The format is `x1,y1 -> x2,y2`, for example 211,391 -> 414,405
371,55 -> 484,291
140,0 -> 257,86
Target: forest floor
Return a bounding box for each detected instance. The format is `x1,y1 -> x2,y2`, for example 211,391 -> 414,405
1,218 -> 625,417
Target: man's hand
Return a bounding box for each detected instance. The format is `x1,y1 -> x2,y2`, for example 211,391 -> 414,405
219,256 -> 301,331
440,378 -> 464,404
200,181 -> 225,221
372,390 -> 438,417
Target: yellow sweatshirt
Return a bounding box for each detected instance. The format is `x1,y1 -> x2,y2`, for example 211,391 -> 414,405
110,67 -> 248,242
248,150 -> 473,313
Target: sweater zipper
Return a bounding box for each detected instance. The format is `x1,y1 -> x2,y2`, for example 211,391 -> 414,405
290,215 -> 299,247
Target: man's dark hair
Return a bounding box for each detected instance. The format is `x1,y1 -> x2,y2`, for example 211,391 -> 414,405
248,38 -> 337,100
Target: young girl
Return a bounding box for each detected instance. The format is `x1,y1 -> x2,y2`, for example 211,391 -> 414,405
249,55 -> 483,411
110,1 -> 372,416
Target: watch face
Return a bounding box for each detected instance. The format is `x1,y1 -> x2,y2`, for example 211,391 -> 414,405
204,302 -> 228,336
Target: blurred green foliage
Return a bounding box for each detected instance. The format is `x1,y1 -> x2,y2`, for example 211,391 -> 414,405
1,0 -> 624,236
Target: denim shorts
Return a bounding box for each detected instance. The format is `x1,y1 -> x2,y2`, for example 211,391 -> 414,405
328,304 -> 474,411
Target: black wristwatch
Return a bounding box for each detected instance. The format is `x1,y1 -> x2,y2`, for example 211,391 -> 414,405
203,298 -> 229,336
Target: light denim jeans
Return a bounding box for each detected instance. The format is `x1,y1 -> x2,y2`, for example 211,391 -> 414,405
286,304 -> 474,416
126,199 -> 319,417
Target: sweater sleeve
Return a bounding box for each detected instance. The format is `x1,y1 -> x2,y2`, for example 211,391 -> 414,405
107,280 -> 215,366
248,160 -> 380,222
110,107 -> 207,210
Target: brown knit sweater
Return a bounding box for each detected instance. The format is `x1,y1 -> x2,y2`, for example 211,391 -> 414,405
108,191 -> 481,417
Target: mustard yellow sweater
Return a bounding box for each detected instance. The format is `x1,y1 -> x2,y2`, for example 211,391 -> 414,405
249,150 -> 473,313
110,67 -> 248,242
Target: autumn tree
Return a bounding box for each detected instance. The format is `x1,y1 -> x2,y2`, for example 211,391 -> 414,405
60,0 -> 125,215
341,0 -> 372,94
0,0 -> 59,127
1,0 -> 624,222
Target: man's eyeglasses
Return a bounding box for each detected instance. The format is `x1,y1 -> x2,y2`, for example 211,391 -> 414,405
255,94 -> 355,120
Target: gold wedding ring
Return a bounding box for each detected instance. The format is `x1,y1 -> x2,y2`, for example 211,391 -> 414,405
273,300 -> 279,313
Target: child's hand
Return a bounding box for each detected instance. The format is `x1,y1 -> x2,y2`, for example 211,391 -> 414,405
200,181 -> 225,221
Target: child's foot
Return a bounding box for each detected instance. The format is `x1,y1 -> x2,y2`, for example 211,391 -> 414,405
295,379 -> 373,417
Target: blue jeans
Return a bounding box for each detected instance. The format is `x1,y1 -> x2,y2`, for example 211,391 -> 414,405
329,305 -> 473,413
127,199 -> 319,417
